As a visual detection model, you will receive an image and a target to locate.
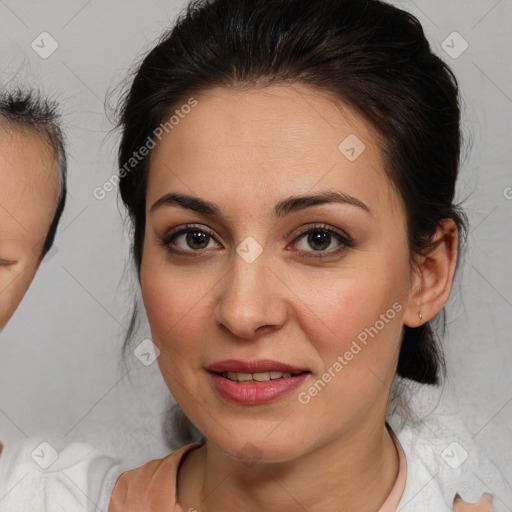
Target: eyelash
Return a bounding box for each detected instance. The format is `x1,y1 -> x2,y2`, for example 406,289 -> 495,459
159,223 -> 355,259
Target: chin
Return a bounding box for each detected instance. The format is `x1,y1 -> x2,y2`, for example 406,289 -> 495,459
207,428 -> 310,464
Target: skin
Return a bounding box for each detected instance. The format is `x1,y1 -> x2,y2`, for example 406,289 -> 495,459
0,126 -> 58,458
139,84 -> 458,512
0,126 -> 59,330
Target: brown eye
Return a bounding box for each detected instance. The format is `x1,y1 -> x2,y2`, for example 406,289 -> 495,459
291,224 -> 355,258
161,224 -> 221,254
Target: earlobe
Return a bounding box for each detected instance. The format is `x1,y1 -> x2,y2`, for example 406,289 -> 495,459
403,219 -> 459,328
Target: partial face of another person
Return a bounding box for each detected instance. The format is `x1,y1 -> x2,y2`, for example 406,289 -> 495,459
0,126 -> 59,329
140,84 -> 452,462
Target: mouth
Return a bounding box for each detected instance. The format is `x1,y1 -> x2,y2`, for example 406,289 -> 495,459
205,359 -> 311,404
205,359 -> 310,377
212,369 -> 309,383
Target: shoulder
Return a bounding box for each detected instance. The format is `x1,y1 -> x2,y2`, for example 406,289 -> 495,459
0,436 -> 122,512
109,441 -> 204,512
388,382 -> 512,512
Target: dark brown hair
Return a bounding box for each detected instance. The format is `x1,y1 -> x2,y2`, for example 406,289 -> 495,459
0,87 -> 67,258
114,0 -> 467,446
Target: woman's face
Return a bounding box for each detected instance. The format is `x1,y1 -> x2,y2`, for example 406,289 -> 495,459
140,84 -> 417,461
0,128 -> 58,330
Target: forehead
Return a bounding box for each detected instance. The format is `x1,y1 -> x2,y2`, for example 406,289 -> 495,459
0,127 -> 59,246
147,84 -> 400,218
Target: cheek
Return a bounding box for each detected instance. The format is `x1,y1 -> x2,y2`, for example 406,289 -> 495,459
296,253 -> 409,374
140,251 -> 213,361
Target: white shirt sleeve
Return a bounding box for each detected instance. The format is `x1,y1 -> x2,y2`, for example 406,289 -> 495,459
0,437 -> 124,512
388,381 -> 512,512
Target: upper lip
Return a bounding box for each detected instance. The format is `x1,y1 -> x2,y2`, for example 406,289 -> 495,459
206,359 -> 309,374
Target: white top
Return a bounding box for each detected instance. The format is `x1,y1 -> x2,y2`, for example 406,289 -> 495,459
0,382 -> 510,511
0,436 -> 124,511
388,381 -> 512,511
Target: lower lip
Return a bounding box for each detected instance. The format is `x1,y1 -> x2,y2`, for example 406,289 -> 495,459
208,371 -> 309,404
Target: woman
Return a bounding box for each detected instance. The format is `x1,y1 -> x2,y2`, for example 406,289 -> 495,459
109,0 -> 511,510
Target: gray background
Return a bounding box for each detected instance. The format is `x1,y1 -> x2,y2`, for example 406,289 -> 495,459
0,0 -> 511,472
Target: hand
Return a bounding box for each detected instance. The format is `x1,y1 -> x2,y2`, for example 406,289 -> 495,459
453,492 -> 494,512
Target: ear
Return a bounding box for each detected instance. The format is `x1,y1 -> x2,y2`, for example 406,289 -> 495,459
403,219 -> 459,328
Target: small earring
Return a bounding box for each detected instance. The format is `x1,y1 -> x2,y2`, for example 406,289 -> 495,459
419,311 -> 423,321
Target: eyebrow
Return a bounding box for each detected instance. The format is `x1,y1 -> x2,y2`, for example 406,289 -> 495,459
149,190 -> 371,218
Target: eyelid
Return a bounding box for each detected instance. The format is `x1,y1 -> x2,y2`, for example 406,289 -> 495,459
161,223 -> 219,245
291,223 -> 354,246
160,222 -> 355,257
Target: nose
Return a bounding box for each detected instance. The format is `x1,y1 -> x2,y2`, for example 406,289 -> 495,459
213,249 -> 289,340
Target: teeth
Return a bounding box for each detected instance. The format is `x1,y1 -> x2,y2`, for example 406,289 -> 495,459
221,371 -> 297,382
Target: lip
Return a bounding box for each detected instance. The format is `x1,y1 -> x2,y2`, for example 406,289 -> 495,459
205,359 -> 310,405
208,371 -> 309,404
205,359 -> 308,373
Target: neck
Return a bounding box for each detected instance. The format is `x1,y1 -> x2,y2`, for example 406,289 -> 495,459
180,414 -> 399,512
